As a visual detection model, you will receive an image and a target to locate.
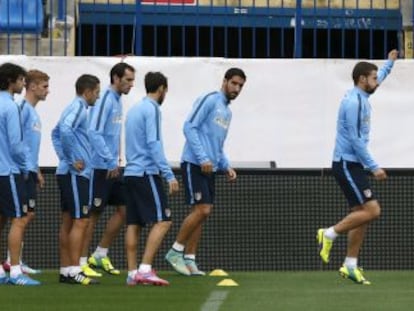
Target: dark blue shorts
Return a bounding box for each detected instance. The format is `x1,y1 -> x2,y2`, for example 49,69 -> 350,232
57,173 -> 90,219
124,175 -> 171,226
89,169 -> 126,212
26,171 -> 38,212
0,174 -> 27,218
332,160 -> 376,207
181,162 -> 215,206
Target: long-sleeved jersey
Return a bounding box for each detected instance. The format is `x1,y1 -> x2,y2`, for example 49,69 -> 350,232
88,87 -> 122,170
124,96 -> 175,182
20,99 -> 41,173
333,59 -> 394,171
181,91 -> 231,171
0,91 -> 27,175
51,96 -> 91,178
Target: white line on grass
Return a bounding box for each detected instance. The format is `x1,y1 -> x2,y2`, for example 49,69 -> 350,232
200,290 -> 229,311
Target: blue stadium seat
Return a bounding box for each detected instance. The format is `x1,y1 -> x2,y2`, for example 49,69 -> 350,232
0,0 -> 43,34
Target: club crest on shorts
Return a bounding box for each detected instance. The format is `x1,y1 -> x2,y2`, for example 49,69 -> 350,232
194,192 -> 202,201
82,205 -> 89,215
29,199 -> 36,208
93,198 -> 102,207
22,204 -> 28,213
363,189 -> 372,198
165,208 -> 171,217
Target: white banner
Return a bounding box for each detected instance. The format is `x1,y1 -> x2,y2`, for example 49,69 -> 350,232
1,55 -> 413,168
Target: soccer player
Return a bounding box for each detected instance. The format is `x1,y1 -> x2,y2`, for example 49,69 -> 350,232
81,62 -> 135,278
124,71 -> 179,286
165,68 -> 246,276
0,62 -> 40,285
51,74 -> 100,285
2,70 -> 50,275
317,49 -> 399,285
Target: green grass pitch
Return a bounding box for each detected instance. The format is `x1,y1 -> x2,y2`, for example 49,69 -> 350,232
1,271 -> 414,311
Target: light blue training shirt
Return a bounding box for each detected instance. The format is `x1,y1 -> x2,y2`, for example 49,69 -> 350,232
51,96 -> 91,178
20,99 -> 41,174
181,91 -> 232,172
333,59 -> 394,171
0,91 -> 27,175
88,86 -> 122,170
124,96 -> 175,182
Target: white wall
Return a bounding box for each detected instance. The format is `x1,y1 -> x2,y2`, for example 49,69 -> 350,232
1,55 -> 413,168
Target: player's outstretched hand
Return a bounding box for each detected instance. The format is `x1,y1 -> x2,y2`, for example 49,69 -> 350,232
388,49 -> 398,61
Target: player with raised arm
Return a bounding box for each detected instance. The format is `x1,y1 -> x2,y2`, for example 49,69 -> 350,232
317,49 -> 399,285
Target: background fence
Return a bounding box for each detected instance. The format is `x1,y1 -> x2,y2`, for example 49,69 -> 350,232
1,0 -> 412,58
1,168 -> 414,271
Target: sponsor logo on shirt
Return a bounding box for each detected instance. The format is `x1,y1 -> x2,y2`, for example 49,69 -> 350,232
214,117 -> 230,129
33,122 -> 42,132
113,116 -> 122,124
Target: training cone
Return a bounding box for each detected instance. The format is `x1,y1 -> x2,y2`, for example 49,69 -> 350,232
217,279 -> 239,286
209,269 -> 229,276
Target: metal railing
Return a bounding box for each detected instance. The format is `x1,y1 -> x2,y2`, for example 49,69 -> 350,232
0,0 -> 410,58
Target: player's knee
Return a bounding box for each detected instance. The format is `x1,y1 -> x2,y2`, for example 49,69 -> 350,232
371,205 -> 381,219
11,217 -> 27,230
366,201 -> 381,220
74,218 -> 90,229
196,204 -> 212,218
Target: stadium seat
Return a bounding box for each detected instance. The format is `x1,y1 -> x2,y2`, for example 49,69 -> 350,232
0,0 -> 44,34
